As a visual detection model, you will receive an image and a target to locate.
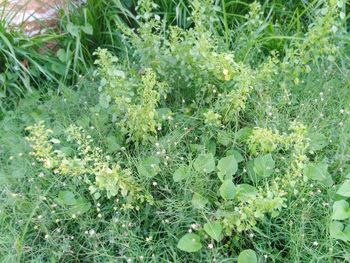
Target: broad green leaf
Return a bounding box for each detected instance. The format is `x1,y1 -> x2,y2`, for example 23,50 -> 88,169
231,150 -> 244,163
173,166 -> 190,182
67,22 -> 80,37
217,130 -> 232,146
81,23 -> 93,35
236,184 -> 258,202
207,140 -> 217,156
137,157 -> 160,178
193,153 -> 215,174
219,180 -> 236,200
308,132 -> 328,151
58,191 -> 76,206
217,155 -> 238,181
332,200 -> 350,220
246,160 -> 257,182
330,221 -> 350,241
56,49 -> 67,62
235,127 -> 252,141
253,154 -> 275,179
69,197 -> 91,215
337,180 -> 350,197
191,193 -> 208,209
203,221 -> 223,242
304,162 -> 333,186
190,144 -> 205,153
177,233 -> 202,252
238,249 -> 257,263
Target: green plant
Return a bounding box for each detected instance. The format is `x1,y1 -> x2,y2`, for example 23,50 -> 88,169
1,0 -> 350,262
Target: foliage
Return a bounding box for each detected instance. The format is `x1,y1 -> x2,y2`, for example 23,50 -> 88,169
0,0 -> 350,262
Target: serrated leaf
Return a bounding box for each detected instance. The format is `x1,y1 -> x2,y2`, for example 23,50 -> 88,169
217,155 -> 238,181
219,180 -> 236,200
253,154 -> 275,179
304,162 -> 333,186
337,180 -> 350,197
238,249 -> 257,263
173,166 -> 190,182
332,200 -> 350,220
203,221 -> 223,242
177,233 -> 202,252
193,153 -> 215,174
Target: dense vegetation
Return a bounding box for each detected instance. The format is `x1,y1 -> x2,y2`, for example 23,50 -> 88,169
1,0 -> 350,262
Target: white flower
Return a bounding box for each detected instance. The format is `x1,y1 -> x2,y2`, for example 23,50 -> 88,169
208,243 -> 214,249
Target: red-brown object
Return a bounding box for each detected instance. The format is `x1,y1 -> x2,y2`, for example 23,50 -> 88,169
1,0 -> 82,36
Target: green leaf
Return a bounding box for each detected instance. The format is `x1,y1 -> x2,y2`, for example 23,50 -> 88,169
137,157 -> 160,178
332,200 -> 350,220
304,162 -> 333,186
173,166 -> 190,182
177,233 -> 202,252
253,154 -> 275,179
217,155 -> 238,181
207,140 -> 216,156
191,193 -> 208,209
337,180 -> 350,197
231,149 -> 244,163
219,180 -> 236,200
203,221 -> 223,242
69,197 -> 91,215
217,130 -> 232,146
81,23 -> 93,35
99,94 -> 111,109
235,127 -> 252,141
308,132 -> 328,151
67,22 -> 80,37
57,49 -> 67,62
193,153 -> 215,174
236,184 -> 258,202
238,249 -> 257,263
330,221 -> 350,241
58,191 -> 76,206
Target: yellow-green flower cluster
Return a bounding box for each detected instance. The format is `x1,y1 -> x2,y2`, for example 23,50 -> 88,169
94,48 -> 166,143
219,122 -> 310,232
26,122 -> 153,209
248,127 -> 282,155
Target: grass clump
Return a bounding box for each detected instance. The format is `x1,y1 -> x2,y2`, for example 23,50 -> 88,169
1,0 -> 350,262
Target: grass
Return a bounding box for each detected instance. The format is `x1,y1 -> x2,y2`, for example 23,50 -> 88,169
1,0 -> 350,262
